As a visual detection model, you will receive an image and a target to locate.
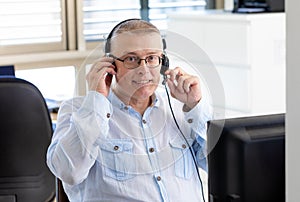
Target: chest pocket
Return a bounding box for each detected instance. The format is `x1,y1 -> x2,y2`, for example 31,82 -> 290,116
99,139 -> 136,181
169,138 -> 195,179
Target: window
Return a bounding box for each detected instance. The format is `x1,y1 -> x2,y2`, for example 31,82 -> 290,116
15,66 -> 76,102
0,0 -> 65,54
1,0 -> 207,97
82,0 -> 206,43
83,0 -> 141,42
148,0 -> 206,30
0,0 -> 206,53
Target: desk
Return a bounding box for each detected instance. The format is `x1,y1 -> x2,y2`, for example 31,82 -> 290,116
50,112 -> 57,131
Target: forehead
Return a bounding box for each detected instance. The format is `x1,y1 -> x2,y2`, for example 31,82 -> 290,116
110,31 -> 163,56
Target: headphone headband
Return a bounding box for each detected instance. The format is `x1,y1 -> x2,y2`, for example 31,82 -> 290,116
104,18 -> 166,54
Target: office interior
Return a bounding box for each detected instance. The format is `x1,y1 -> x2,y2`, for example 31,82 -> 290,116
0,0 -> 299,201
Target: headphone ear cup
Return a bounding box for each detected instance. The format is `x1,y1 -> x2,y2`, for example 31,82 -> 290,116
160,54 -> 169,76
104,40 -> 110,54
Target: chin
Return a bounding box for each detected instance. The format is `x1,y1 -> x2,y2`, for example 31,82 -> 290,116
133,85 -> 156,99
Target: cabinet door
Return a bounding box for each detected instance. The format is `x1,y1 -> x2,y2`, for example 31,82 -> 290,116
215,65 -> 251,112
167,20 -> 205,49
203,22 -> 251,66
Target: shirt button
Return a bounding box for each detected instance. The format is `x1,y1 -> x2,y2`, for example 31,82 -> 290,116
182,144 -> 187,149
142,119 -> 147,124
149,148 -> 155,153
106,113 -> 111,118
187,118 -> 193,123
113,145 -> 119,151
157,176 -> 161,181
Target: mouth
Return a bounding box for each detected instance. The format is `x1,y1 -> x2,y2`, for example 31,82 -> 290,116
132,80 -> 153,85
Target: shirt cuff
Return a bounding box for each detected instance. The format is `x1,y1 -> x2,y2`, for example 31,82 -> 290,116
72,91 -> 112,148
77,91 -> 112,117
184,98 -> 212,136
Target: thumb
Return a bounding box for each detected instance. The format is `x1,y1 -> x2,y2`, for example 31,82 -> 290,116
167,79 -> 176,97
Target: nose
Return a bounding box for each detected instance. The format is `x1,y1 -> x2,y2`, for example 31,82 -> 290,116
137,60 -> 149,75
138,59 -> 147,67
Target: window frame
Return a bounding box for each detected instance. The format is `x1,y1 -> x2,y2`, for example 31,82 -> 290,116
0,0 -> 68,55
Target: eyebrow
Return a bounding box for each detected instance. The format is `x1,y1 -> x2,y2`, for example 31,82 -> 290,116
121,50 -> 162,57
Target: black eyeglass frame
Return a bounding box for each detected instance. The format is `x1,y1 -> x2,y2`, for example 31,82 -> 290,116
108,54 -> 162,69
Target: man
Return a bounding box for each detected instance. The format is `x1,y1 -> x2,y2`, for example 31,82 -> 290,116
47,19 -> 212,202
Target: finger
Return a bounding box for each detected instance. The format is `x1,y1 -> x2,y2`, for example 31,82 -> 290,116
91,62 -> 115,75
176,75 -> 189,93
166,79 -> 176,97
183,76 -> 198,93
165,67 -> 184,82
105,66 -> 117,75
183,80 -> 191,93
90,56 -> 115,71
165,69 -> 176,82
86,63 -> 116,92
88,67 -> 116,87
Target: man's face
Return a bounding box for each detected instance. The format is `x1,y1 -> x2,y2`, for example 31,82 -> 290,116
110,31 -> 163,101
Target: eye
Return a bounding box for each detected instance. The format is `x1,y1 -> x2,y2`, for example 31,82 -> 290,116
148,55 -> 155,60
125,56 -> 138,63
147,55 -> 159,63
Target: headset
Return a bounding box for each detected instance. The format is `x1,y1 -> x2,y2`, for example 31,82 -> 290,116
104,18 -> 169,84
104,19 -> 205,202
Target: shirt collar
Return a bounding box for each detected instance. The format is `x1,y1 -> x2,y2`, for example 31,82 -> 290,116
108,89 -> 160,110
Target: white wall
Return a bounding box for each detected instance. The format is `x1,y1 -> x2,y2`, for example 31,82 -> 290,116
286,0 -> 300,201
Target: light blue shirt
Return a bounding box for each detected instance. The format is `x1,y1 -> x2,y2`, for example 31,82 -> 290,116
47,89 -> 212,202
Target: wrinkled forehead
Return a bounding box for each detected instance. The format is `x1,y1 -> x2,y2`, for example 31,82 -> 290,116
110,30 -> 163,56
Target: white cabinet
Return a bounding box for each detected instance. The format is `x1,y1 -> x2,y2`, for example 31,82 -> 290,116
168,10 -> 286,116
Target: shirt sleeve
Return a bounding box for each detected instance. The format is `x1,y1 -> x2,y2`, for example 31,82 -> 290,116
184,97 -> 213,172
46,91 -> 112,185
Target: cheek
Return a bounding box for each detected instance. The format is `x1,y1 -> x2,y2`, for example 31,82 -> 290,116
151,69 -> 161,82
116,70 -> 134,87
115,67 -> 130,81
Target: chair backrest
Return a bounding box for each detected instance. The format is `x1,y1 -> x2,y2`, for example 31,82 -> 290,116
56,178 -> 70,202
0,77 -> 55,202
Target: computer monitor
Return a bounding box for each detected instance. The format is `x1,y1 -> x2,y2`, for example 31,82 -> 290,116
0,65 -> 15,76
207,113 -> 285,202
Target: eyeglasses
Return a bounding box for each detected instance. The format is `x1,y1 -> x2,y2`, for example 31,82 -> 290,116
109,54 -> 162,69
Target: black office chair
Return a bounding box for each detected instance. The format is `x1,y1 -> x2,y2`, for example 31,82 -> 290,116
56,178 -> 70,202
0,77 -> 55,202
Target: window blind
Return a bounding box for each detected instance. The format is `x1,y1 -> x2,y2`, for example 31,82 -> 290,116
0,0 -> 63,48
83,0 -> 141,41
82,0 -> 206,42
149,0 -> 206,30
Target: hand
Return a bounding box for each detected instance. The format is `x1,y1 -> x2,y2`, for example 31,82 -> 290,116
165,67 -> 202,110
86,56 -> 116,97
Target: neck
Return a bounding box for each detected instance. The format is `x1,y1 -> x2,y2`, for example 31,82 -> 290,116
113,87 -> 152,115
129,97 -> 152,115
